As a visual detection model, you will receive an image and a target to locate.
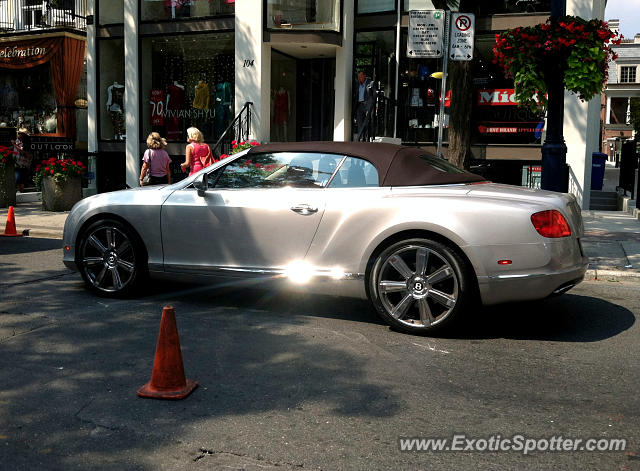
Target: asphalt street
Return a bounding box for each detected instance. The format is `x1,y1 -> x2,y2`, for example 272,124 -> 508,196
1,237 -> 639,470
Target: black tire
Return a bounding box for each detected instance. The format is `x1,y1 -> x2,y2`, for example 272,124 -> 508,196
76,218 -> 147,297
368,238 -> 471,335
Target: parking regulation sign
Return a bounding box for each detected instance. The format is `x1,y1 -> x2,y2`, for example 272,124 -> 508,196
407,10 -> 445,58
449,12 -> 475,61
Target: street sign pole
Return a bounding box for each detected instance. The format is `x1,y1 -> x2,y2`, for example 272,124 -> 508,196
436,11 -> 450,158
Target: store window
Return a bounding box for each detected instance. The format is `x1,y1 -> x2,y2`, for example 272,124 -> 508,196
142,0 -> 234,21
358,0 -> 394,14
354,30 -> 396,138
0,64 -> 57,134
620,66 -> 637,83
397,30 -> 445,144
99,39 -> 125,140
472,0 -> 550,15
141,33 -> 235,144
266,0 -> 340,31
99,0 -> 124,24
402,0 -> 438,13
469,37 -> 544,145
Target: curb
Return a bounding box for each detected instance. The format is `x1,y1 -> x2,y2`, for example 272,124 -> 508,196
585,268 -> 640,283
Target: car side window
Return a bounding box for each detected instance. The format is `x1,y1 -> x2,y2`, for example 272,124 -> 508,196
212,152 -> 332,189
329,156 -> 379,188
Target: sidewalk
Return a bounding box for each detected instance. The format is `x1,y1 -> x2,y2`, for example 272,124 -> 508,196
2,201 -> 640,282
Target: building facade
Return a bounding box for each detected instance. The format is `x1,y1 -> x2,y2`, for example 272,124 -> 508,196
0,0 -> 88,191
602,19 -> 640,161
87,0 -> 604,208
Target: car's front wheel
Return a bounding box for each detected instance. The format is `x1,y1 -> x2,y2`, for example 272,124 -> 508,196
77,219 -> 146,296
368,238 -> 471,334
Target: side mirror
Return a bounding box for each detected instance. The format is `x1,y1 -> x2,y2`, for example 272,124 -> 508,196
195,173 -> 208,197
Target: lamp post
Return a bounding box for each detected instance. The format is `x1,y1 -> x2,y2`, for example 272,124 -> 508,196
540,0 -> 568,192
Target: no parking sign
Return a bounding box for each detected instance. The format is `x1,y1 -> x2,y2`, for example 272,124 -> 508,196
449,13 -> 475,61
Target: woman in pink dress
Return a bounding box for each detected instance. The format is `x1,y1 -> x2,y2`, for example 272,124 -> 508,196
180,127 -> 212,176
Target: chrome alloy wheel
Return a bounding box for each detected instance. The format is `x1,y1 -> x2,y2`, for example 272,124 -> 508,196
80,223 -> 137,294
376,243 -> 459,329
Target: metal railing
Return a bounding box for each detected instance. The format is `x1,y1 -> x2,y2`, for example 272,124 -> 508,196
0,0 -> 87,33
210,101 -> 253,158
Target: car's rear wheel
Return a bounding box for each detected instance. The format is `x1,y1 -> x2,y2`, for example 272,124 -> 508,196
368,238 -> 470,334
77,219 -> 146,296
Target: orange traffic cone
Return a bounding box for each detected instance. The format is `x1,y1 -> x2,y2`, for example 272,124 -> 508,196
0,206 -> 22,237
137,306 -> 198,400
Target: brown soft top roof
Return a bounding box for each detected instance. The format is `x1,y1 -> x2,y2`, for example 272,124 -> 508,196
249,141 -> 485,186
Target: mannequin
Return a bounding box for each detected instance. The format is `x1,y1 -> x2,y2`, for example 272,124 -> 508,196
106,81 -> 125,139
166,80 -> 185,140
273,86 -> 290,141
193,79 -> 210,110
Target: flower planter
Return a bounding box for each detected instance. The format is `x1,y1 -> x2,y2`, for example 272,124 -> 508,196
0,163 -> 16,208
42,176 -> 82,212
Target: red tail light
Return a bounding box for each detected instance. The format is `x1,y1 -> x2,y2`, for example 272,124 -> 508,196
531,210 -> 571,238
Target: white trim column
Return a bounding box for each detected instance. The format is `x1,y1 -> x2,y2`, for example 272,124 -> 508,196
333,0 -> 354,141
124,0 -> 140,188
564,0 -> 606,209
236,0 -> 270,142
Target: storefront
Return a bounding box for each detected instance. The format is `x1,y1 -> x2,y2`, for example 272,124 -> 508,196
0,31 -> 86,191
88,0 -> 602,207
353,3 -> 549,160
0,33 -> 85,138
94,0 -> 236,188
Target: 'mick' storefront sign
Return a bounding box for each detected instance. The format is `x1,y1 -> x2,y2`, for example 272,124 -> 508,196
474,89 -> 544,144
477,89 -> 519,106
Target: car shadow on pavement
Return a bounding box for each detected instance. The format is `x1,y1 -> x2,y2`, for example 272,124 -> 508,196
0,237 -> 62,255
142,278 -> 386,327
1,276 -> 403,469
449,293 -> 635,342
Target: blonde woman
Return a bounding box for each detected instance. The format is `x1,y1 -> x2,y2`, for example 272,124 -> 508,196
139,132 -> 172,186
180,127 -> 212,176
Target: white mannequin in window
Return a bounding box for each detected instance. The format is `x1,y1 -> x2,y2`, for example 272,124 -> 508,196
106,81 -> 125,139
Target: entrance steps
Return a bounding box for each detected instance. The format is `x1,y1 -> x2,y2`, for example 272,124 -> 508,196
590,190 -> 618,211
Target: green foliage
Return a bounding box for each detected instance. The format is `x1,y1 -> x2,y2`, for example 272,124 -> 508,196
493,16 -> 621,112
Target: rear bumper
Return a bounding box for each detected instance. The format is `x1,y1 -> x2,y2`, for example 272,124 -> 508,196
478,261 -> 588,306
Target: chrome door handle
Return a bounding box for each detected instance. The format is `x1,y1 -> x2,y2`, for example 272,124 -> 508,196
290,204 -> 318,215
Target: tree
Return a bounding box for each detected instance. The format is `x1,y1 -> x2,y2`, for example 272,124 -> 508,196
441,0 -> 478,170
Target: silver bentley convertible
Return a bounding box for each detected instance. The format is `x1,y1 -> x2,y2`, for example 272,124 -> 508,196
63,142 -> 588,334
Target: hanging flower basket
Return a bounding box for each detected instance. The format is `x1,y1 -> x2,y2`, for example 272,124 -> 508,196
0,145 -> 17,208
35,157 -> 86,211
493,16 -> 622,112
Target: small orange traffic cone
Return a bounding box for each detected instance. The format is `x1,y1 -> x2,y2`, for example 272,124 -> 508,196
0,206 -> 22,237
138,306 -> 198,400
